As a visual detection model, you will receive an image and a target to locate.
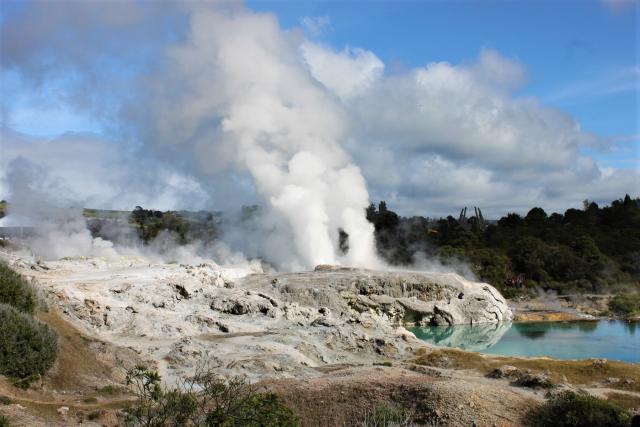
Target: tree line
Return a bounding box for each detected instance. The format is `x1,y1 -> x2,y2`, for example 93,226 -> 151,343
366,195 -> 640,296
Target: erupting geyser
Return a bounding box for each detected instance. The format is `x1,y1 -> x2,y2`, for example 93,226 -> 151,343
144,5 -> 382,270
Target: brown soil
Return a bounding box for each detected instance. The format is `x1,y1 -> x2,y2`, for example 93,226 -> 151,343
263,365 -> 539,426
0,309 -> 139,426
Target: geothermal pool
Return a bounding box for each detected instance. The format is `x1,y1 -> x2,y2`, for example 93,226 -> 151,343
410,320 -> 640,363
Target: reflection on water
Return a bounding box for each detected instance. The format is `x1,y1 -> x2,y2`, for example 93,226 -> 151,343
624,322 -> 637,335
410,320 -> 640,363
513,324 -> 547,339
411,322 -> 512,351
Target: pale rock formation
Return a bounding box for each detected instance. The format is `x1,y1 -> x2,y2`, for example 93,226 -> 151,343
0,251 -> 511,384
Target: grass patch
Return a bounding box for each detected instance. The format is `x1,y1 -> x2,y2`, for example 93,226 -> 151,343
411,348 -> 640,392
530,391 -> 630,427
0,415 -> 10,427
96,385 -> 127,396
362,404 -> 412,426
82,397 -> 98,404
605,392 -> 640,411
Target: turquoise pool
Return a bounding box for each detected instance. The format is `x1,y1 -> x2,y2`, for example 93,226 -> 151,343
409,320 -> 639,363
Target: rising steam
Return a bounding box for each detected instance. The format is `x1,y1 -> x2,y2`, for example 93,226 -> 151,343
139,5 -> 381,269
1,4 -> 382,270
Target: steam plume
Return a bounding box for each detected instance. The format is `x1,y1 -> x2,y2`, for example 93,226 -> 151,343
140,5 -> 381,269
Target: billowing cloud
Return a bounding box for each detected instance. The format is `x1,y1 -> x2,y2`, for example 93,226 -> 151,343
302,44 -> 638,216
0,129 -> 210,211
301,43 -> 384,100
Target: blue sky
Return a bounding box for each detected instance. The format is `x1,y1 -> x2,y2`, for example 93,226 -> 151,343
0,0 -> 638,216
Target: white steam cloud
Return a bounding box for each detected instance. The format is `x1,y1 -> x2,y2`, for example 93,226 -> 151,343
139,6 -> 381,270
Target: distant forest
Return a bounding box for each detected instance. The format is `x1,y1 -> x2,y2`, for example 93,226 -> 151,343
367,195 -> 640,296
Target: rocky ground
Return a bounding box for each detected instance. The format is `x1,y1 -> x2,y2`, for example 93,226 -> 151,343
509,293 -> 616,322
1,248 -> 638,426
0,251 -> 511,384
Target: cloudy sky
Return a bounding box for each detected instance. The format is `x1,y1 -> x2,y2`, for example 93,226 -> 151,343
0,0 -> 638,219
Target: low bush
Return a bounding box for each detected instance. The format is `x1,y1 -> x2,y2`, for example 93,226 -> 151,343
0,303 -> 58,385
0,262 -> 36,313
531,390 -> 630,427
0,415 -> 10,427
124,366 -> 299,426
609,293 -> 640,317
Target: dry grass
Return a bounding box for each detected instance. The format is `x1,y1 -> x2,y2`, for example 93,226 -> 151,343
605,392 -> 640,411
262,372 -> 439,426
0,309 -> 136,425
34,310 -> 121,392
412,348 -> 640,392
513,311 -> 584,322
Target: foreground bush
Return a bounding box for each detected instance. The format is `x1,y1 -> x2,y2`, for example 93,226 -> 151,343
531,391 -> 630,427
609,292 -> 640,318
124,366 -> 299,426
0,303 -> 58,384
0,262 -> 36,313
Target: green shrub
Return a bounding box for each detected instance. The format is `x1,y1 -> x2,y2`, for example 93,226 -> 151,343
531,391 -> 630,427
0,262 -> 36,313
0,415 -> 9,427
609,293 -> 640,317
124,366 -> 299,426
0,303 -> 58,384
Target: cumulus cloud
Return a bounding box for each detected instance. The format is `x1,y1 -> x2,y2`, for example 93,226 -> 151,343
302,43 -> 638,216
301,43 -> 384,101
300,15 -> 332,38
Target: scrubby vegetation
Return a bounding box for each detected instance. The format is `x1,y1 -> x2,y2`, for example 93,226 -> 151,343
0,414 -> 10,427
0,303 -> 58,386
124,366 -> 299,426
367,195 -> 640,296
126,206 -> 220,245
530,391 -> 630,427
0,262 -> 37,313
0,262 -> 58,386
129,206 -> 193,244
608,292 -> 640,318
